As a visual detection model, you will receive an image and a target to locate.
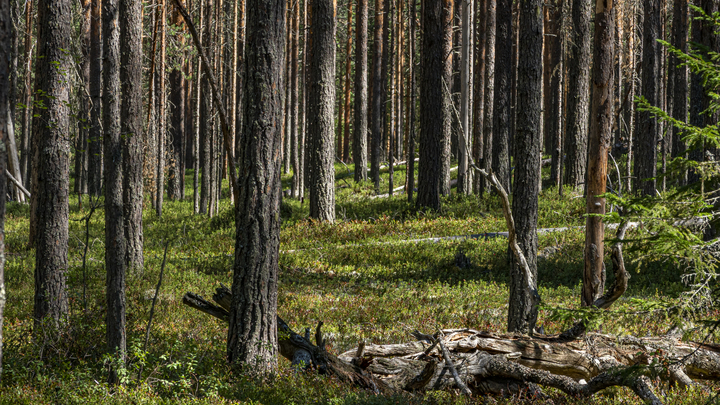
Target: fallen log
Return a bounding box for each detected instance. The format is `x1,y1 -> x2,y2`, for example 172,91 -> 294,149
183,285 -> 718,403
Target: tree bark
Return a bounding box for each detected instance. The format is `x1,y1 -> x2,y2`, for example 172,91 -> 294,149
669,0 -> 688,186
168,8 -> 186,201
479,0 -> 495,196
405,0 -> 416,202
370,0 -> 384,193
32,0 -> 71,335
635,0 -> 661,196
458,0 -> 474,194
121,0 -> 144,274
290,0 -> 300,198
472,0 -> 485,194
353,0 -> 368,183
343,1 -> 352,164
583,0 -> 615,307
307,0 -> 335,222
75,0 -> 91,197
19,0 -> 34,189
491,0 -> 510,192
0,0 -> 10,379
199,0 -> 212,215
507,0 -> 542,334
564,0 -> 591,190
417,0 -> 452,210
227,0 -> 284,373
88,0 -> 102,196
544,0 -> 564,189
103,0 -> 126,383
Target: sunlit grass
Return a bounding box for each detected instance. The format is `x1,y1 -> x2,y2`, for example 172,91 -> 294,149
1,166 -> 716,404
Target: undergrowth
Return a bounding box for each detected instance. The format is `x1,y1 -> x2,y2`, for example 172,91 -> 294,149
1,163 -> 717,404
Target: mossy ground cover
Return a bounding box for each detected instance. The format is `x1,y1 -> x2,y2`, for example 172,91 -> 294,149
1,163 -> 717,404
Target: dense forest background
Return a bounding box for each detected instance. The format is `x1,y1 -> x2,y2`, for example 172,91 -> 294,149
0,0 -> 719,403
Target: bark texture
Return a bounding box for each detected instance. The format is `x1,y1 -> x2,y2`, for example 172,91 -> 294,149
307,0 -> 335,222
492,0 -> 511,192
583,0 -> 615,307
353,0 -> 368,183
227,0 -> 284,372
121,0 -> 144,273
480,0 -> 495,196
88,0 -> 102,195
635,0 -> 661,196
370,0 -> 384,192
669,0 -> 688,174
32,0 -> 71,333
103,0 -> 127,383
508,0 -> 543,334
564,0 -> 591,190
0,0 -> 9,378
168,9 -> 186,201
417,0 -> 452,210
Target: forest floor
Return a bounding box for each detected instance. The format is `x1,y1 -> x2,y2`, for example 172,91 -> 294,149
1,162 -> 718,404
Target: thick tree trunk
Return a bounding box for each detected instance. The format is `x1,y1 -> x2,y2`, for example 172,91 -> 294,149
508,0 -> 542,334
583,0 -> 615,307
491,0 -> 511,193
227,0 -> 284,372
103,0 -> 126,383
353,0 -> 368,183
635,0 -> 660,196
564,0 -> 591,190
121,0 -> 144,274
417,0 -> 452,210
88,0 -> 102,196
32,0 -> 71,335
307,0 -> 335,222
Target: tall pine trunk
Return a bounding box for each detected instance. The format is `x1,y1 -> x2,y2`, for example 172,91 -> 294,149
583,0 -> 615,307
121,0 -> 144,273
353,0 -> 368,182
32,0 -> 71,336
103,0 -> 127,383
308,0 -> 336,221
417,0 -> 452,210
507,0 -> 542,335
228,0 -> 285,373
564,0 -> 591,190
88,0 -> 103,196
492,0 -> 511,192
370,0 -> 384,192
635,0 -> 660,196
669,0 -> 688,185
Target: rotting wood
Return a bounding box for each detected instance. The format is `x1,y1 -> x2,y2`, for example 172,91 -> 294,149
183,285 -> 719,403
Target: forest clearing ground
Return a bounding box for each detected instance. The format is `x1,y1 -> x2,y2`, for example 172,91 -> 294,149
0,165 -> 718,404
